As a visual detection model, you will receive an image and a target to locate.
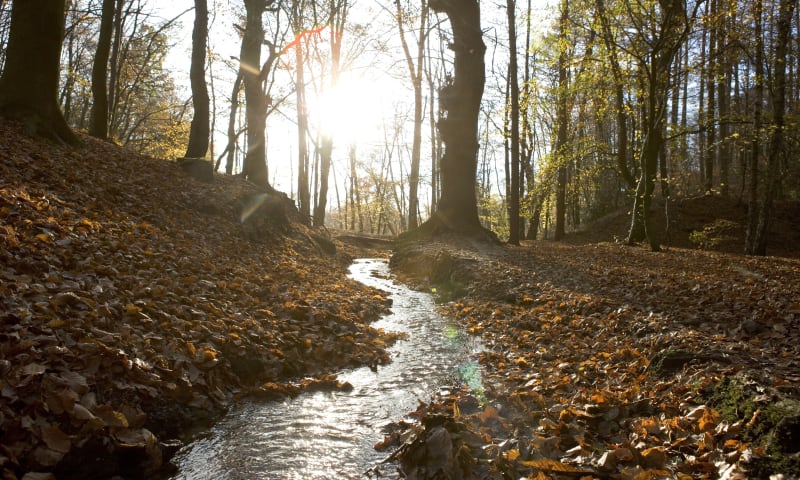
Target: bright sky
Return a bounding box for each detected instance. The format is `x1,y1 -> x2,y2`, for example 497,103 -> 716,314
156,0 -> 554,204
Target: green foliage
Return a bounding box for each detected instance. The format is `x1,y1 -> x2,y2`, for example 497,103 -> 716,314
58,1 -> 187,158
479,194 -> 509,241
689,219 -> 739,250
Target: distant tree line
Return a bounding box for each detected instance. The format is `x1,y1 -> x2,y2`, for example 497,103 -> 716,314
0,0 -> 796,254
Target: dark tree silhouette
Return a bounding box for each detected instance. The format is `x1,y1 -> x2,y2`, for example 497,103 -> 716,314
0,0 -> 78,145
89,0 -> 115,139
184,0 -> 210,159
414,0 -> 492,239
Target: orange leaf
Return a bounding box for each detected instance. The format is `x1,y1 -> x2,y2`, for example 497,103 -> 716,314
518,458 -> 592,474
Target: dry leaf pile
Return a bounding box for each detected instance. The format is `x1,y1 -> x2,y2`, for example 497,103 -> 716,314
390,237 -> 800,479
0,120 -> 394,479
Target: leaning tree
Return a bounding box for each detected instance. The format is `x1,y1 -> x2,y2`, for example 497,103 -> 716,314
0,0 -> 78,145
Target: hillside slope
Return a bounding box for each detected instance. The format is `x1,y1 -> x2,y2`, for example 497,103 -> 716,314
567,195 -> 800,258
0,121 -> 392,479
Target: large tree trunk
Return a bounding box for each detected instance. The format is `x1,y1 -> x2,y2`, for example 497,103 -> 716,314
89,0 -> 114,139
240,0 -> 270,189
0,0 -> 78,145
420,0 -> 488,236
184,0 -> 210,159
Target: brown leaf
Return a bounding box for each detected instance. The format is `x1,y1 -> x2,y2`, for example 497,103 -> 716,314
519,458 -> 594,475
40,425 -> 71,453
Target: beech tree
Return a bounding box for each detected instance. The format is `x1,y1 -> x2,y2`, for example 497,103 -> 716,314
506,0 -> 521,245
89,0 -> 115,139
184,0 -> 210,159
417,0 -> 489,237
312,0 -> 350,227
0,0 -> 78,145
394,0 -> 429,231
239,0 -> 278,190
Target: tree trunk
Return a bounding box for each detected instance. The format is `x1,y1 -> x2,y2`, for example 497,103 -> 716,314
394,0 -> 428,231
744,0 -> 764,254
184,0 -> 210,159
313,1 -> 348,227
506,0 -> 521,245
348,144 -> 364,232
703,0 -> 717,193
553,0 -> 569,241
240,0 -> 270,189
295,38 -> 311,220
224,71 -> 243,175
750,0 -> 794,255
0,0 -> 78,145
625,0 -> 691,251
421,0 -> 487,236
89,0 -> 115,139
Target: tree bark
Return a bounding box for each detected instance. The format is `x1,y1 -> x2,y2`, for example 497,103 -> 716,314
240,0 -> 271,189
749,0 -> 794,255
421,0 -> 488,236
744,0 -> 764,254
506,0 -> 521,245
184,0 -> 210,159
295,37 -> 311,220
224,71 -> 243,175
89,0 -> 115,139
394,0 -> 428,231
313,0 -> 348,227
0,0 -> 78,145
553,0 -> 569,241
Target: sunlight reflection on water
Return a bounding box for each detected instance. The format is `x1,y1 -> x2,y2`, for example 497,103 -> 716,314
171,258 -> 483,479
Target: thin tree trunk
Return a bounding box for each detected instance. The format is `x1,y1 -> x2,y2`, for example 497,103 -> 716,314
554,0 -> 569,241
751,0 -> 794,255
295,38 -> 311,219
224,71 -> 243,175
89,0 -> 115,139
184,0 -> 210,159
745,0 -> 763,254
506,0 -> 521,245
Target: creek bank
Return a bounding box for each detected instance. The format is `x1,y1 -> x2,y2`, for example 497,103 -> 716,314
0,120 -> 395,480
170,258 -> 484,479
389,237 -> 800,478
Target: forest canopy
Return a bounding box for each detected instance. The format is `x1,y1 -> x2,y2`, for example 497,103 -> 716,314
0,0 -> 797,254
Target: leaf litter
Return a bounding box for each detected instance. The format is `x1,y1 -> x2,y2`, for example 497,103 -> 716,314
0,120 -> 397,479
388,235 -> 800,479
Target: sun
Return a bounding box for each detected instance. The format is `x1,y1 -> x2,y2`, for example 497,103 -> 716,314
310,72 -> 392,147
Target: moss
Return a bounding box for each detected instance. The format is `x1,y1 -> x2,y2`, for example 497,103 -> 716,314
706,375 -> 800,477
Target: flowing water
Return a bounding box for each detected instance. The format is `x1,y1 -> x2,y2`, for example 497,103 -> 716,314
170,258 -> 483,479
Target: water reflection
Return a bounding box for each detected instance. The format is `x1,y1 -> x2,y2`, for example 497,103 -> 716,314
171,258 -> 483,479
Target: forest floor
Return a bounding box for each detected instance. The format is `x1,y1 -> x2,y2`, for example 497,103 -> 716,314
2,118 -> 799,480
0,120 -> 396,480
389,231 -> 800,479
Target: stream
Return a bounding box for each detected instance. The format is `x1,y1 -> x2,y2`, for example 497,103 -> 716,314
170,258 -> 484,479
